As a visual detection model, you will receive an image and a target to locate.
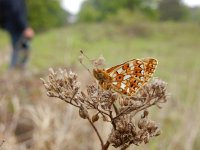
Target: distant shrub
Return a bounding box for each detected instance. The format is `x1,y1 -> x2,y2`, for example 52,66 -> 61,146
26,0 -> 68,31
106,10 -> 152,25
188,7 -> 200,23
158,0 -> 189,21
78,0 -> 158,22
78,1 -> 102,22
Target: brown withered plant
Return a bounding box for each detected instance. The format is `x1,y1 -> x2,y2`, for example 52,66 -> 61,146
41,56 -> 168,150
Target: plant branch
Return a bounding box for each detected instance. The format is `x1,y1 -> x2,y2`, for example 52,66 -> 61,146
87,116 -> 104,148
102,140 -> 110,150
113,103 -> 119,115
0,140 -> 5,148
113,106 -> 132,120
97,107 -> 110,117
63,99 -> 80,108
57,95 -> 80,108
86,99 -> 110,117
109,110 -> 116,129
134,95 -> 164,115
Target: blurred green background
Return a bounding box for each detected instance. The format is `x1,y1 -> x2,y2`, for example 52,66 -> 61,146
0,0 -> 200,150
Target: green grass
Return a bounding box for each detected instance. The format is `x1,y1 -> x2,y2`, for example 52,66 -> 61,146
0,30 -> 9,49
30,22 -> 200,67
30,22 -> 200,91
1,21 -> 200,149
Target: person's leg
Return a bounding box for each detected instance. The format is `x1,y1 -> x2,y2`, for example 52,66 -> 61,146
18,37 -> 30,69
10,32 -> 22,69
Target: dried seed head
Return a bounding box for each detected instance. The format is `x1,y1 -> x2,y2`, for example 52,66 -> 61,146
92,55 -> 105,68
111,93 -> 118,103
119,97 -> 130,106
87,85 -> 98,97
138,117 -> 148,129
49,67 -> 55,75
109,116 -> 137,148
102,115 -> 110,122
42,58 -> 169,149
142,110 -> 149,118
92,113 -> 99,123
155,130 -> 161,136
69,70 -> 78,80
144,132 -> 150,144
79,107 -> 89,119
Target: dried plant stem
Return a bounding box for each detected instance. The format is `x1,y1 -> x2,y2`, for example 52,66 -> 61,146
113,103 -> 119,115
109,110 -> 116,130
86,116 -> 105,148
63,99 -> 80,108
70,89 -> 78,103
62,95 -> 110,149
87,100 -> 110,117
113,106 -> 132,120
0,140 -> 5,147
99,111 -> 111,121
97,108 -> 110,117
57,95 -> 80,108
102,141 -> 110,150
57,92 -> 110,149
134,96 -> 165,115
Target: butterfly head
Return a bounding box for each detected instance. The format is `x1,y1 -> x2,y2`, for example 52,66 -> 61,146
93,69 -> 107,81
93,69 -> 112,90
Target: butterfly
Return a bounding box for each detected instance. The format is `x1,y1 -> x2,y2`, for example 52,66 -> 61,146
93,58 -> 158,96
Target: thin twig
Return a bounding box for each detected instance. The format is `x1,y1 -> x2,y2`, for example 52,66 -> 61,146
102,141 -> 110,150
134,96 -> 164,115
63,99 -> 80,108
113,103 -> 119,115
113,106 -> 132,120
70,89 -> 78,103
97,107 -> 110,117
109,110 -> 116,130
86,99 -> 110,117
87,116 -> 104,148
0,140 -> 5,147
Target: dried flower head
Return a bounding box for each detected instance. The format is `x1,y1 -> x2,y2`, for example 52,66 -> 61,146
91,55 -> 105,68
42,58 -> 169,150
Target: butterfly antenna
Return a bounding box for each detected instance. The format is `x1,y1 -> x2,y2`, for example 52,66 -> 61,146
80,50 -> 92,62
79,50 -> 93,75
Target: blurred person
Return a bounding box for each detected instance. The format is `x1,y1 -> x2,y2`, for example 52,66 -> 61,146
0,0 -> 34,69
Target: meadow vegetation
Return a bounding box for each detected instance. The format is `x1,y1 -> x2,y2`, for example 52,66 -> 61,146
0,19 -> 200,149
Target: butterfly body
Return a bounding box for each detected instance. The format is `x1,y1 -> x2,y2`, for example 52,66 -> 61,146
93,69 -> 112,90
93,58 -> 158,96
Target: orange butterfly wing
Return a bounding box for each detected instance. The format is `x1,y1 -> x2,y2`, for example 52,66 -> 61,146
105,58 -> 158,96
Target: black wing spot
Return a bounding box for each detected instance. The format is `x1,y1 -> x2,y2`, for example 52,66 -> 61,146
123,91 -> 127,95
130,83 -> 134,87
116,74 -> 124,82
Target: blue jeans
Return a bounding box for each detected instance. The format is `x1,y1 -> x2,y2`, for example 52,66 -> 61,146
10,31 -> 30,69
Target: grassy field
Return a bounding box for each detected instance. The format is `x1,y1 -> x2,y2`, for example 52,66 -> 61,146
0,21 -> 200,150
